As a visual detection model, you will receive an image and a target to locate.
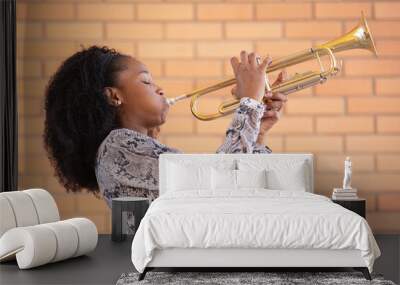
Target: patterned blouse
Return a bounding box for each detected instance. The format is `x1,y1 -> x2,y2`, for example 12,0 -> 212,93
95,97 -> 272,209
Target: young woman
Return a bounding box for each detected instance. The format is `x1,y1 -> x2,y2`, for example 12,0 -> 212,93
44,46 -> 287,208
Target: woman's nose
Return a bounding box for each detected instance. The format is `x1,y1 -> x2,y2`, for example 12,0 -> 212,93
156,86 -> 164,96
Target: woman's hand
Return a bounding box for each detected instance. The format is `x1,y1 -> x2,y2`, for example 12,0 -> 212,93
147,126 -> 161,139
257,71 -> 288,143
230,51 -> 272,102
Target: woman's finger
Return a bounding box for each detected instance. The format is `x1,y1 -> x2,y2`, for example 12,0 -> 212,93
240,50 -> 248,65
270,92 -> 288,102
230,57 -> 240,76
263,109 -> 280,119
231,85 -> 237,97
259,55 -> 272,71
248,52 -> 258,67
266,100 -> 284,111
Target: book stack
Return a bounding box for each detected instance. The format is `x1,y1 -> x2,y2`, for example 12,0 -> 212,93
332,188 -> 358,200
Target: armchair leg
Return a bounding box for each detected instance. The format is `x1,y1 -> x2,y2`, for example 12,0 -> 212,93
354,267 -> 372,280
138,267 -> 148,281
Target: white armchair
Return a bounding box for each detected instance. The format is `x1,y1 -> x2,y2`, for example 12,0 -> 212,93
0,189 -> 98,269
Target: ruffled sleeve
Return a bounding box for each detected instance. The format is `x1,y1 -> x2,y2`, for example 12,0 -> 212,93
216,97 -> 272,154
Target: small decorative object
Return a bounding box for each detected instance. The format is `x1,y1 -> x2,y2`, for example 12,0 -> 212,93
112,197 -> 150,242
342,156 -> 352,190
332,156 -> 358,200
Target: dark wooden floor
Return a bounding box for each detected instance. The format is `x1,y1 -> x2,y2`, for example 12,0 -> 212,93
0,234 -> 399,285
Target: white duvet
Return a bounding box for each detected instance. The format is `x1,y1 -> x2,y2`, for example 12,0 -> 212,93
131,190 -> 380,273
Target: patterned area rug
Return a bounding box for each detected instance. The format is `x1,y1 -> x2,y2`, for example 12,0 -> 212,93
116,271 -> 396,285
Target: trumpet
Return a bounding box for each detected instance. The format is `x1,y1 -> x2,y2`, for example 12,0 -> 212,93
166,12 -> 377,121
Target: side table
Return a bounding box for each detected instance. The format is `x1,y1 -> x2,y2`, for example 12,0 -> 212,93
112,197 -> 150,242
332,198 -> 366,218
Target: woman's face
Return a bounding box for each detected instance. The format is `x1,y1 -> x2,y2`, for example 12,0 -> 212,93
114,57 -> 169,129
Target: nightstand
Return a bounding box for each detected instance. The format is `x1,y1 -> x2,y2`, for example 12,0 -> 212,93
332,198 -> 366,218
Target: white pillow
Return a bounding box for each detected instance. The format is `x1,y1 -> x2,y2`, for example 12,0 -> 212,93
167,162 -> 211,192
265,163 -> 307,191
236,169 -> 268,189
211,168 -> 268,190
238,159 -> 309,192
211,168 -> 236,190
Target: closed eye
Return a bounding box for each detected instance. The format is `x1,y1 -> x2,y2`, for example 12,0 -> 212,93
142,81 -> 151,85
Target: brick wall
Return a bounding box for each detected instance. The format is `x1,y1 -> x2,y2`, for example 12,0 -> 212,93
17,0 -> 400,234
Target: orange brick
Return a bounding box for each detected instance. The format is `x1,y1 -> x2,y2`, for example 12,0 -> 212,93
376,78 -> 400,96
22,79 -> 47,97
314,173 -> 342,193
21,42 -> 76,58
77,41 -> 135,56
165,60 -> 222,78
46,23 -> 103,40
345,59 -> 400,76
256,3 -> 312,20
166,23 -> 222,40
106,23 -> 162,40
286,98 -> 344,115
269,116 -> 313,135
25,137 -> 46,156
17,22 -> 43,39
25,157 -> 53,176
315,2 -> 372,19
18,175 -> 46,190
52,194 -> 77,216
137,4 -> 193,20
377,155 -> 400,171
315,79 -> 373,97
20,98 -> 44,116
364,193 -> 377,212
316,116 -> 374,134
143,60 -> 163,77
197,42 -> 253,58
353,174 -> 400,191
138,42 -> 193,59
346,20 -> 400,38
375,40 -> 400,56
346,135 -> 400,152
255,40 -> 312,58
286,136 -> 343,152
23,117 -> 44,136
156,79 -> 193,95
165,135 -> 222,153
25,3 -> 74,20
368,212 -> 400,233
316,154 -> 374,172
286,21 -> 342,39
17,60 -> 42,78
195,79 -> 234,97
225,22 -> 282,39
76,193 -> 109,213
348,98 -> 400,114
44,59 -> 65,77
162,117 -> 194,134
196,116 -> 231,135
375,2 -> 400,19
265,136 -> 284,152
197,4 -> 252,20
77,4 -> 134,20
377,116 -> 400,133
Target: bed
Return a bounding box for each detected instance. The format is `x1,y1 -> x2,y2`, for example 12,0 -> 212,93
131,153 -> 381,281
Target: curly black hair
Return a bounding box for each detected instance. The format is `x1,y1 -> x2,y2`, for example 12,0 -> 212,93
44,46 -> 129,194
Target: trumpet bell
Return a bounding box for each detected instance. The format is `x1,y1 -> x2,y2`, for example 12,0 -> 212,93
318,11 -> 377,57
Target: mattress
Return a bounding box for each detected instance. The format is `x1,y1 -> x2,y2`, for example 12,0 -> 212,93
131,190 -> 380,273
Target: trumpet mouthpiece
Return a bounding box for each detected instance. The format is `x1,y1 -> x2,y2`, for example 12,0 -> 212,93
166,98 -> 176,106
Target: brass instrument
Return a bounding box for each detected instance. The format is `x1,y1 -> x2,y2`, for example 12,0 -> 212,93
166,12 -> 377,121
